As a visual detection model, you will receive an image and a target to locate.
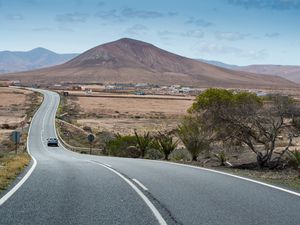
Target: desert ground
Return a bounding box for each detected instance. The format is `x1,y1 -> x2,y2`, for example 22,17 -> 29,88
0,88 -> 30,143
69,92 -> 194,135
0,87 -> 42,151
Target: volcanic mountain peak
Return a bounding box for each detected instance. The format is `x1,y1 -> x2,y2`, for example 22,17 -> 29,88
65,38 -> 188,73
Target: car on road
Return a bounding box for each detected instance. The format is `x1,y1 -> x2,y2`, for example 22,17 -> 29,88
47,137 -> 58,147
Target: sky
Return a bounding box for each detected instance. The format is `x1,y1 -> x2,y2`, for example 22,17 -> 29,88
0,0 -> 299,66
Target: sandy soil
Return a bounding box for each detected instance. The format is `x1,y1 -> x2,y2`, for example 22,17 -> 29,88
68,94 -> 193,134
0,88 -> 31,124
75,96 -> 193,117
77,118 -> 181,135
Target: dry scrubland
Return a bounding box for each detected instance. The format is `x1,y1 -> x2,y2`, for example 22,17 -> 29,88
0,87 -> 42,191
0,88 -> 31,142
73,93 -> 194,134
57,89 -> 300,190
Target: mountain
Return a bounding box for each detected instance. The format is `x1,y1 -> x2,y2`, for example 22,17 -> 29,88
0,48 -> 78,73
197,59 -> 300,84
236,65 -> 300,84
197,59 -> 240,70
0,38 -> 297,88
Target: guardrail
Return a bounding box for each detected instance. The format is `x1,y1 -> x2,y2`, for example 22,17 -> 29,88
55,120 -> 103,155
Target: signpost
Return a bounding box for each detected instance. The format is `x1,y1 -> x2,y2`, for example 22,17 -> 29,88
11,131 -> 21,154
87,133 -> 95,155
20,121 -> 25,131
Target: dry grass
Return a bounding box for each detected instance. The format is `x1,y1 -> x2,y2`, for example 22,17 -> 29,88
75,95 -> 193,117
171,159 -> 300,191
0,153 -> 30,191
0,87 -> 41,127
216,167 -> 300,191
68,94 -> 193,135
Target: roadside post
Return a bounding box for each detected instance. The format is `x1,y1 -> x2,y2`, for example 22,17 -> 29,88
11,131 -> 21,154
20,121 -> 25,131
87,133 -> 95,155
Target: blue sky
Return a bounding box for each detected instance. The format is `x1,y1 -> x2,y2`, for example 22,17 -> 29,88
1,0 -> 299,65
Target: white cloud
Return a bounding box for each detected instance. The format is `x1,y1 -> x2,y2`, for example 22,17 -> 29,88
215,32 -> 249,41
6,14 -> 24,20
56,12 -> 88,23
226,0 -> 300,10
198,43 -> 268,60
265,32 -> 280,38
185,17 -> 213,27
182,30 -> 204,38
124,24 -> 148,35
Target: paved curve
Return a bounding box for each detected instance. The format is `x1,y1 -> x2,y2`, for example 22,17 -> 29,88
1,90 -> 300,225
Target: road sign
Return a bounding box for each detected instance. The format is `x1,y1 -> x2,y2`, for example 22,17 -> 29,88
87,134 -> 95,155
87,134 -> 95,143
11,131 -> 21,154
12,131 -> 21,143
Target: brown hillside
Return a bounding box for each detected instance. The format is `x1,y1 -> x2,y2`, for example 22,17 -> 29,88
237,65 -> 300,84
0,38 -> 297,88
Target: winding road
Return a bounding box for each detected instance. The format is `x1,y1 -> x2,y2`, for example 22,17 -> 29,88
1,89 -> 300,225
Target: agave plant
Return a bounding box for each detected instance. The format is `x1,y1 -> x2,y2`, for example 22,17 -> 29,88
288,150 -> 300,178
214,150 -> 227,166
177,116 -> 210,161
134,130 -> 152,158
156,132 -> 178,160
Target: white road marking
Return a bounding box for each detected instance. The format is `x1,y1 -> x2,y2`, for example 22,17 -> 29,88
103,163 -> 112,168
89,161 -> 167,225
132,178 -> 149,191
0,89 -> 44,206
159,161 -> 300,197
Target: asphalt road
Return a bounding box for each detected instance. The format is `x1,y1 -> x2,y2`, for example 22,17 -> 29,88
1,89 -> 300,225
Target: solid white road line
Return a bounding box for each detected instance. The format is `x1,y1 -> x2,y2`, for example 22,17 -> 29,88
103,163 -> 112,168
132,178 -> 149,191
89,161 -> 167,225
0,90 -> 45,206
159,161 -> 300,198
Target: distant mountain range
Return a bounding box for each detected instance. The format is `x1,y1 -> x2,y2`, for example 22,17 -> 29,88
198,59 -> 300,84
0,48 -> 78,74
0,38 -> 297,88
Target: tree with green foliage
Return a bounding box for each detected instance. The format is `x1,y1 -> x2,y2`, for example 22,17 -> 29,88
190,88 -> 298,169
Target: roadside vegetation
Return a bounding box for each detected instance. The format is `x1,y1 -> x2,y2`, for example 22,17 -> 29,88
0,153 -> 30,191
56,89 -> 300,191
0,88 -> 42,192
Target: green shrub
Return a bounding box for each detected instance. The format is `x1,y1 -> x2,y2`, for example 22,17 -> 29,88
134,130 -> 152,158
145,148 -> 164,160
106,134 -> 137,157
288,150 -> 300,178
214,150 -> 227,166
177,117 -> 210,161
169,148 -> 192,161
288,150 -> 300,168
156,133 -> 178,160
125,146 -> 141,158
